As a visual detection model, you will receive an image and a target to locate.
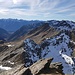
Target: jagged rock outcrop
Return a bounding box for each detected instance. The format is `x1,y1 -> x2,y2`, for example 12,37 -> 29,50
29,58 -> 53,75
0,58 -> 64,75
22,58 -> 64,75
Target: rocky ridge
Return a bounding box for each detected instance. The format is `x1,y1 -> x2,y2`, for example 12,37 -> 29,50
23,32 -> 75,74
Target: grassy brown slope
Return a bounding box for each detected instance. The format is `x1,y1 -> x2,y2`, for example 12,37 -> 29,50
16,23 -> 59,44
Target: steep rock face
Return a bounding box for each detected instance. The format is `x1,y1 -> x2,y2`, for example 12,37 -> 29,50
23,32 -> 75,74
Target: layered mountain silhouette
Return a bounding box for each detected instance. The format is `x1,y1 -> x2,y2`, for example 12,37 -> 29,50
0,19 -> 43,32
0,28 -> 10,41
8,22 -> 44,41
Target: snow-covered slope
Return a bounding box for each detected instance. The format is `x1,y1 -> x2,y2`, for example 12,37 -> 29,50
24,32 -> 75,74
24,39 -> 41,67
41,33 -> 74,74
0,65 -> 12,70
48,20 -> 75,30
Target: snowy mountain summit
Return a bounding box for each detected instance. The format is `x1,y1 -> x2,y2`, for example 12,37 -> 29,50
24,32 -> 75,74
48,20 -> 75,30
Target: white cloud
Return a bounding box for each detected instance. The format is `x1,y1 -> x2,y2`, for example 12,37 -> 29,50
0,0 -> 75,20
57,8 -> 72,13
13,9 -> 38,16
13,0 -> 18,4
0,9 -> 9,15
69,13 -> 75,17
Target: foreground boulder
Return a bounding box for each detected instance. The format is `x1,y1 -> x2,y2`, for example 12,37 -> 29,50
22,58 -> 53,75
22,58 -> 64,75
29,58 -> 53,75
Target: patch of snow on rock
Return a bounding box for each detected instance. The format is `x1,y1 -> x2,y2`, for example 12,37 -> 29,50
7,45 -> 14,47
0,65 -> 12,70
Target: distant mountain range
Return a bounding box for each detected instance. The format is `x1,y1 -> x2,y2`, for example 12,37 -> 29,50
0,19 -> 44,41
8,22 -> 44,41
1,19 -> 75,42
7,20 -> 75,41
0,19 -> 43,32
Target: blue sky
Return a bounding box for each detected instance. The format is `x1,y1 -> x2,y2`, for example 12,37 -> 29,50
0,0 -> 75,21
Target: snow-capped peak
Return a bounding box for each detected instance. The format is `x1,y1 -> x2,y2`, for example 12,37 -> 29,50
47,20 -> 75,30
